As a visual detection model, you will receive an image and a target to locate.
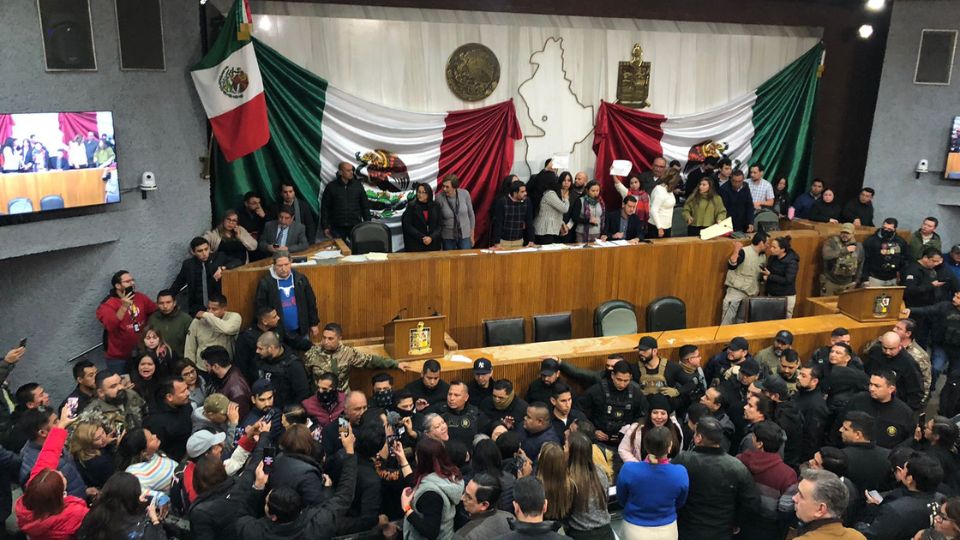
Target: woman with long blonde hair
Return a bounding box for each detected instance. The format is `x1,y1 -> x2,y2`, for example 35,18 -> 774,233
536,442 -> 573,522
565,431 -> 614,539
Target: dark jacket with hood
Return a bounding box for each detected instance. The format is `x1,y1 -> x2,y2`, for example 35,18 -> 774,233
254,267 -> 320,336
765,250 -> 799,296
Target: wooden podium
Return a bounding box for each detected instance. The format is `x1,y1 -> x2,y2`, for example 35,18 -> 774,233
383,315 -> 446,361
837,286 -> 904,322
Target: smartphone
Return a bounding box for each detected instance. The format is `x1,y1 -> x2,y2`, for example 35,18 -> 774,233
397,425 -> 407,437
866,490 -> 883,503
338,417 -> 349,435
66,397 -> 79,419
260,410 -> 274,424
18,337 -> 27,348
918,413 -> 927,429
123,286 -> 134,296
263,447 -> 276,474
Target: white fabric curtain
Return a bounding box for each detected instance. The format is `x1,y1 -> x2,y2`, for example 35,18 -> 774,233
249,1 -> 821,178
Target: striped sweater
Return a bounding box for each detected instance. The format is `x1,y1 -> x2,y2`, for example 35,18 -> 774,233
126,453 -> 178,496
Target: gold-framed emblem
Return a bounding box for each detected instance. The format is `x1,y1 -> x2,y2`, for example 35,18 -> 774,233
617,44 -> 652,109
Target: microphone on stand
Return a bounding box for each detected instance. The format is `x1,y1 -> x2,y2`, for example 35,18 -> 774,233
392,307 -> 408,321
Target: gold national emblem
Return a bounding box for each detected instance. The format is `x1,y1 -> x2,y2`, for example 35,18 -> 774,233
218,66 -> 249,99
616,44 -> 652,109
446,43 -> 500,102
886,425 -> 898,437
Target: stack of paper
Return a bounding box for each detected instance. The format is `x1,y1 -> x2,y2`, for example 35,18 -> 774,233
311,250 -> 343,261
700,217 -> 735,240
340,254 -> 368,263
366,253 -> 389,261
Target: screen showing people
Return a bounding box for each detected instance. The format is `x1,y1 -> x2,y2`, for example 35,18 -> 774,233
0,111 -> 120,214
947,115 -> 960,180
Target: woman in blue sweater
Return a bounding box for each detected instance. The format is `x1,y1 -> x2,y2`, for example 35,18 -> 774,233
616,426 -> 689,540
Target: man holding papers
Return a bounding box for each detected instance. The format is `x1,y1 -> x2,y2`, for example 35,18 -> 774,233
603,195 -> 646,243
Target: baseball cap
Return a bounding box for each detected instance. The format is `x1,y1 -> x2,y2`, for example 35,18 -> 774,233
775,330 -> 794,345
739,357 -> 761,377
728,337 -> 749,351
186,430 -> 226,459
756,374 -> 789,398
473,358 -> 492,375
251,378 -> 274,396
840,223 -> 855,234
635,336 -> 659,351
540,358 -> 560,376
203,393 -> 230,416
951,244 -> 960,255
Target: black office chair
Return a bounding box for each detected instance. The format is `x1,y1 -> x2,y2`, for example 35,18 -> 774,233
350,222 -> 392,255
533,312 -> 572,343
741,296 -> 788,322
483,318 -> 525,346
646,296 -> 686,332
594,300 -> 638,337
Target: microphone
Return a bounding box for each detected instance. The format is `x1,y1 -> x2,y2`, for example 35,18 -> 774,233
392,307 -> 408,321
427,306 -> 440,317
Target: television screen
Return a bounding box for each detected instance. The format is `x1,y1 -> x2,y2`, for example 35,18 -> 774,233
0,111 -> 119,214
948,115 -> 960,180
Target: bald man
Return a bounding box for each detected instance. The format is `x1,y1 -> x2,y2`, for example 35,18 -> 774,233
862,331 -> 924,411
572,171 -> 589,197
320,161 -> 371,239
322,390 -> 368,456
637,157 -> 667,195
255,331 -> 310,408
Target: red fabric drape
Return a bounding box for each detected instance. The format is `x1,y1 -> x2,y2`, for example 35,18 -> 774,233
438,99 -> 523,247
592,101 -> 667,210
58,112 -> 98,144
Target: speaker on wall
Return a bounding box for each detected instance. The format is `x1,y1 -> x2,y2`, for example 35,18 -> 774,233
915,29 -> 958,86
115,0 -> 165,71
37,0 -> 97,71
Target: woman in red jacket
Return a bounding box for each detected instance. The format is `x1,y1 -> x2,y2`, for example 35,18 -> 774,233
15,405 -> 89,539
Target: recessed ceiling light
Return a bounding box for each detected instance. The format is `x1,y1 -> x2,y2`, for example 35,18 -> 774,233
858,24 -> 874,39
866,0 -> 885,12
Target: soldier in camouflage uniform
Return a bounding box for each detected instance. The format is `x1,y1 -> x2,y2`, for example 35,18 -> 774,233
303,322 -> 412,391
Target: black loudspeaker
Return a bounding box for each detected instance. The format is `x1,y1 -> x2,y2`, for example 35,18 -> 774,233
915,29 -> 958,85
37,0 -> 97,71
115,0 -> 165,71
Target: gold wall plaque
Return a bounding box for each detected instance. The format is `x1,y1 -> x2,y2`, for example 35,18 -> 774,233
616,44 -> 652,109
446,43 -> 500,102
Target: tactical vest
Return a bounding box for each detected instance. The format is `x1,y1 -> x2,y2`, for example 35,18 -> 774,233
440,406 -> 480,438
597,379 -> 635,435
944,310 -> 960,348
639,360 -> 668,396
828,238 -> 860,279
724,246 -> 763,296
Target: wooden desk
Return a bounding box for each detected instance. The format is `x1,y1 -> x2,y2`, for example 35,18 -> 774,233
0,169 -> 107,211
345,313 -> 891,395
807,295 -> 839,316
223,230 -> 826,348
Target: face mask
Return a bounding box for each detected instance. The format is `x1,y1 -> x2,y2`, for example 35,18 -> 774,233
317,389 -> 338,408
396,408 -> 414,418
881,229 -> 895,241
373,390 -> 394,409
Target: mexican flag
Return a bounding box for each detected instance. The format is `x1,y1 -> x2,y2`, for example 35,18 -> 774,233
211,32 -> 522,247
595,43 -> 824,205
191,0 -> 269,162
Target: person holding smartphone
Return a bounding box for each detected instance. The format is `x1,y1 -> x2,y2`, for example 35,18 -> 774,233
96,270 -> 158,375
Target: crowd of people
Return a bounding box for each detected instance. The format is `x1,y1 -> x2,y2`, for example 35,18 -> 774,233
0,132 -> 115,174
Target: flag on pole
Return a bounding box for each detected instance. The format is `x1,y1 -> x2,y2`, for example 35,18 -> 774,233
190,0 -> 268,162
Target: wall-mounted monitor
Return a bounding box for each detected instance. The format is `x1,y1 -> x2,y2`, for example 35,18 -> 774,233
0,111 -> 119,215
947,116 -> 960,180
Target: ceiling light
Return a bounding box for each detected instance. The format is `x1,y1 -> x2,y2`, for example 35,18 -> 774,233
257,16 -> 272,32
858,24 -> 874,39
866,0 -> 885,12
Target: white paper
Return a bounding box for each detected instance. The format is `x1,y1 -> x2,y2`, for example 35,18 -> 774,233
538,243 -> 568,251
365,252 -> 389,261
699,217 -> 735,240
340,255 -> 369,263
311,250 -> 343,260
551,154 -> 570,170
494,247 -> 538,254
610,160 -> 632,177
449,354 -> 474,364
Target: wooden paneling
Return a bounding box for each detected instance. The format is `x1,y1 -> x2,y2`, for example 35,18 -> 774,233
0,169 -> 106,211
345,313 -> 892,396
224,229 -> 829,349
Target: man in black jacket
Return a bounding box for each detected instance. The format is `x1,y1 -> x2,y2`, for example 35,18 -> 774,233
237,426 -> 358,540
861,452 -> 943,540
719,170 -> 755,233
842,372 -> 914,449
862,332 -> 924,411
236,191 -> 268,241
524,358 -> 562,405
496,477 -> 566,540
404,359 -> 451,411
254,332 -> 310,409
673,417 -> 759,540
490,180 -> 535,249
902,247 -> 953,308
254,253 -> 320,340
861,218 -> 909,286
169,236 -> 238,316
430,381 -> 488,448
480,379 -> 528,431
143,377 -> 193,461
579,361 -> 648,446
794,364 -> 831,463
235,306 -> 311,384
320,162 -> 371,240
336,422 -> 384,535
602,195 -> 645,243
840,187 -> 875,227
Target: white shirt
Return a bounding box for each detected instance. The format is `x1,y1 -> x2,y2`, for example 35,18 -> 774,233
649,184 -> 676,229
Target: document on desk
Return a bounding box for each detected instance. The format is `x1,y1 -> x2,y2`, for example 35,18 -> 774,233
538,243 -> 569,251
311,250 -> 343,260
494,247 -> 538,254
700,217 -> 734,240
340,254 -> 369,263
591,240 -> 631,248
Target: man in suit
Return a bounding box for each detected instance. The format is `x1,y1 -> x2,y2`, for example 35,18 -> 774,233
259,206 -> 309,255
603,195 -> 646,243
169,236 -> 238,316
273,182 -> 318,242
636,156 -> 667,195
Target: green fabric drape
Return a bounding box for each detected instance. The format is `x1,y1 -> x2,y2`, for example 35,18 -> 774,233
212,35 -> 329,219
749,43 -> 824,199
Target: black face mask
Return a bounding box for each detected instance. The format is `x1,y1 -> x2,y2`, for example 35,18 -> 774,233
373,390 -> 394,409
396,408 -> 414,418
317,389 -> 338,408
106,389 -> 127,406
880,229 -> 896,241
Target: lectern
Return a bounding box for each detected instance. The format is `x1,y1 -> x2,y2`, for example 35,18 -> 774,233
837,286 -> 905,322
383,315 -> 446,361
